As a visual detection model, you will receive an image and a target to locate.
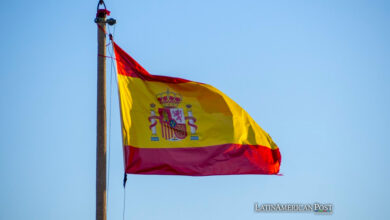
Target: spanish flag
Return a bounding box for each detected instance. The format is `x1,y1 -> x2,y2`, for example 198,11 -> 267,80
114,42 -> 281,176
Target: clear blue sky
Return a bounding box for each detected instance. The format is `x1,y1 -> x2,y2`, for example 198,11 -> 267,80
0,0 -> 389,219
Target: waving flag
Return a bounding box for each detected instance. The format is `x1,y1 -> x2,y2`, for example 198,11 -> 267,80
114,42 -> 281,176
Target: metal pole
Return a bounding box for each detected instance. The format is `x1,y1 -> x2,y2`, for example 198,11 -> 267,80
96,6 -> 107,220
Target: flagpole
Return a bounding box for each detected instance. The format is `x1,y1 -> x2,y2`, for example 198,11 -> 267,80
95,1 -> 108,220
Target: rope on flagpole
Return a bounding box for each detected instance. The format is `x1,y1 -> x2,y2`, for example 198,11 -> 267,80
106,32 -> 113,220
106,23 -> 128,220
104,5 -> 116,218
106,31 -> 128,220
123,185 -> 127,220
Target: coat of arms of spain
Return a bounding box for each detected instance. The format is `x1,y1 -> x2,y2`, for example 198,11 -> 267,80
148,89 -> 198,141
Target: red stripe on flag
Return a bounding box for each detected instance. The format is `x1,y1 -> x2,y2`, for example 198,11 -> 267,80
124,144 -> 281,176
113,42 -> 194,84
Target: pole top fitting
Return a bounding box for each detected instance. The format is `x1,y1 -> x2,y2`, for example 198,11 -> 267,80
95,0 -> 116,24
96,0 -> 110,18
96,9 -> 111,18
97,0 -> 106,11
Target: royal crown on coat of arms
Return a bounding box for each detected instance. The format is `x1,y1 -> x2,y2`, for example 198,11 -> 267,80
156,89 -> 182,108
148,89 -> 198,141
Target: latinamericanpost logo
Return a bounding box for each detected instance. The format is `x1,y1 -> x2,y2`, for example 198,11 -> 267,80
148,89 -> 199,141
254,202 -> 333,214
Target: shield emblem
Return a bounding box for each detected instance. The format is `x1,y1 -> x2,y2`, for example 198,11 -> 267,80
158,108 -> 187,140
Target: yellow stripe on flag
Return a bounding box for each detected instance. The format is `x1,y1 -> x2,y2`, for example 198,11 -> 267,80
118,75 -> 278,150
